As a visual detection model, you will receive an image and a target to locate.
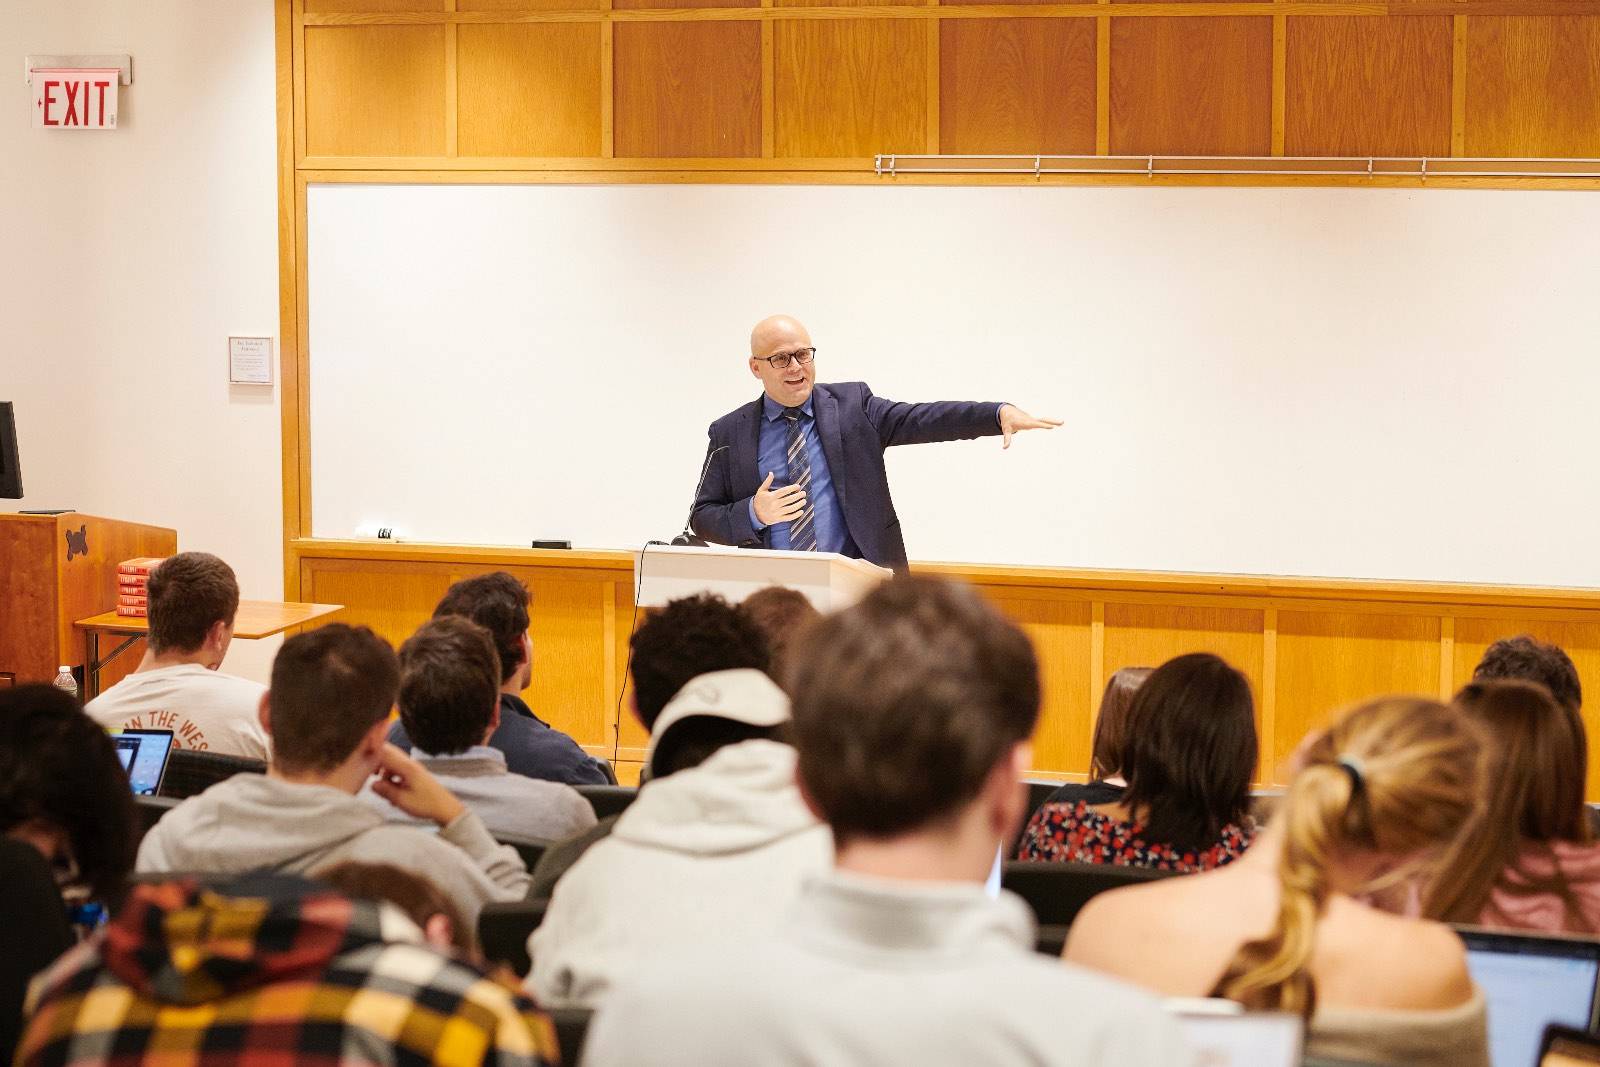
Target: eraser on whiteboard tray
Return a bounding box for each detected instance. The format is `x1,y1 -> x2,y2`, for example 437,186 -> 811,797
530,540 -> 572,550
355,523 -> 408,542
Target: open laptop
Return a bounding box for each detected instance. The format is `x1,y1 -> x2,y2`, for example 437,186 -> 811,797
1457,926 -> 1600,1067
110,728 -> 176,797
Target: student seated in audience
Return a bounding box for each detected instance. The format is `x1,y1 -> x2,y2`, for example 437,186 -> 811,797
137,624 -> 530,920
1422,679 -> 1600,933
1472,633 -> 1583,711
1018,652 -> 1257,870
1066,696 -> 1488,1067
390,571 -> 612,786
84,551 -> 269,760
365,617 -> 595,842
585,577 -> 1189,1066
1044,666 -> 1152,808
14,874 -> 558,1067
528,666 -> 829,1007
524,592 -> 775,898
740,584 -> 819,680
0,686 -> 137,1065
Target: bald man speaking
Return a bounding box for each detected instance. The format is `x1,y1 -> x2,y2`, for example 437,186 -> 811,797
688,315 -> 1060,573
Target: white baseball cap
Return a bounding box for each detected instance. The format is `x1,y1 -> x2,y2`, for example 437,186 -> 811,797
645,668 -> 791,775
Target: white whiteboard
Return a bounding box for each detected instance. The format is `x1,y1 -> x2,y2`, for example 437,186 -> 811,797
308,183 -> 1600,586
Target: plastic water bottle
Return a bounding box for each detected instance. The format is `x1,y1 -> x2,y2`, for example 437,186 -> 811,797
53,666 -> 78,701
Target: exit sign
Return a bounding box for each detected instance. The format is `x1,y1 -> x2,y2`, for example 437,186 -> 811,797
30,67 -> 119,129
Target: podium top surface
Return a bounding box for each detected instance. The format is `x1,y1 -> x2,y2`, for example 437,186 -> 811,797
77,600 -> 343,639
635,543 -> 893,577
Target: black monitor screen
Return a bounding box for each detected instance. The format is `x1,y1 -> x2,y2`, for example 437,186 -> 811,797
0,402 -> 19,499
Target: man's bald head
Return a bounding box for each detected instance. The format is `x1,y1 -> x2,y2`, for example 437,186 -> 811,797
750,315 -> 811,358
748,315 -> 817,408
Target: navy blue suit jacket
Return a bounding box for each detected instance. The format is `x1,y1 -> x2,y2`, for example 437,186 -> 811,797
689,382 -> 1002,573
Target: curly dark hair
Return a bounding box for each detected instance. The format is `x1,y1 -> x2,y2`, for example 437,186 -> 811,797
1474,634 -> 1583,713
433,572 -> 530,687
0,685 -> 137,900
628,594 -> 770,729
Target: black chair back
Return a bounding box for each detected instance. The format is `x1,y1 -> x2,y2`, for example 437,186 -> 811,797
493,832 -> 552,874
1002,860 -> 1178,928
478,898 -> 549,976
158,750 -> 266,800
549,1007 -> 592,1067
133,794 -> 181,847
575,785 -> 637,821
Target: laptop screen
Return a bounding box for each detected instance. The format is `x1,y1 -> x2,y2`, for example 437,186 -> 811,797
111,729 -> 175,796
1461,928 -> 1600,1067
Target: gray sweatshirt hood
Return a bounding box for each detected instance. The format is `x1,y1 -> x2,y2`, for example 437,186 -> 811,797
142,774 -> 390,873
612,739 -> 824,857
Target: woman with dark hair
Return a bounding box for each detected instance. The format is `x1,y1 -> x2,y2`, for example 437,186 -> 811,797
0,685 -> 138,1062
1041,667 -> 1153,809
1016,653 -> 1257,871
1423,679 -> 1600,932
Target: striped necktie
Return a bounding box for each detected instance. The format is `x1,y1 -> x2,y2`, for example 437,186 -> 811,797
783,408 -> 818,552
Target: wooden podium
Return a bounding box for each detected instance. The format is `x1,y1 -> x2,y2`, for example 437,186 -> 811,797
633,544 -> 892,611
0,513 -> 177,686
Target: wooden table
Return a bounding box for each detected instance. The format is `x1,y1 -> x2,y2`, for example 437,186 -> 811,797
76,600 -> 343,697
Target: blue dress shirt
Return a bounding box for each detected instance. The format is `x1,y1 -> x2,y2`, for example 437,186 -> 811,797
747,395 -> 857,556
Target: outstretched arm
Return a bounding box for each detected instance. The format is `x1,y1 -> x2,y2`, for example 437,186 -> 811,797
865,385 -> 1061,449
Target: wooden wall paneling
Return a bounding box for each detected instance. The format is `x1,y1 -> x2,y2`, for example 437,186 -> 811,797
1465,16 -> 1600,157
304,25 -> 448,156
0,520 -> 57,684
614,23 -> 762,157
1284,15 -> 1453,156
614,582 -> 648,759
304,0 -> 444,10
1095,6 -> 1110,155
1453,617 -> 1600,799
277,0 -> 303,586
1451,15 -> 1467,156
774,19 -> 927,157
514,569 -> 613,752
1104,604 -> 1268,776
1271,9 -> 1286,155
988,592 -> 1094,779
938,3 -> 1097,155
457,24 -> 604,156
1110,17 -> 1274,156
462,0 -> 601,8
1274,610 -> 1441,781
303,560 -> 455,650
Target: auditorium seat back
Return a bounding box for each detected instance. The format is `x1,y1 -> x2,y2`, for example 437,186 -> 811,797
132,794 -> 181,848
575,785 -> 637,821
1002,860 -> 1178,929
157,750 -> 266,800
478,898 -> 549,976
550,1007 -> 592,1066
492,832 -> 552,874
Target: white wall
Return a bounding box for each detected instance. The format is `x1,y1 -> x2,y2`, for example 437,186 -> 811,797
309,183 -> 1600,588
3,0 -> 282,680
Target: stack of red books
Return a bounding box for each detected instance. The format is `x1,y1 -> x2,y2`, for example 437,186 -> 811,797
116,557 -> 167,617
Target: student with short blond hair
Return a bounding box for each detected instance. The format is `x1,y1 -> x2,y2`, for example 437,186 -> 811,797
1067,696 -> 1489,1067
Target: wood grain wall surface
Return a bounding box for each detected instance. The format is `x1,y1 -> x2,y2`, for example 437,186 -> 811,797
294,541 -> 1600,794
286,0 -> 1600,172
276,0 -> 1600,788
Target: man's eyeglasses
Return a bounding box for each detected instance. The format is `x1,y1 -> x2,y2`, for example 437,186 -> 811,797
756,347 -> 817,370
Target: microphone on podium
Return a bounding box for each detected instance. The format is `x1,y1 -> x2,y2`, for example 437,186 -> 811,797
670,444 -> 729,547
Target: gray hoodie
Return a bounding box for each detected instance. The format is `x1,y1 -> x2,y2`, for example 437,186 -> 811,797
527,739 -> 832,1008
135,774 -> 530,920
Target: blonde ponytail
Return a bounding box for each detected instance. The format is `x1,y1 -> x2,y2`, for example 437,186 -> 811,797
1212,697 -> 1482,1018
